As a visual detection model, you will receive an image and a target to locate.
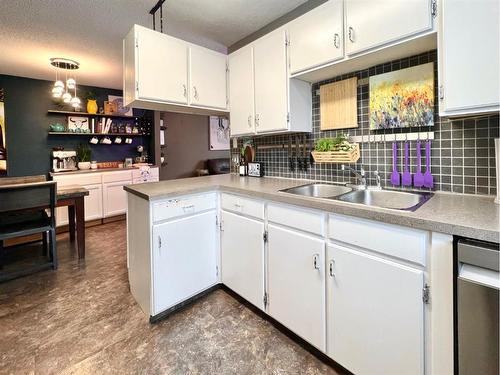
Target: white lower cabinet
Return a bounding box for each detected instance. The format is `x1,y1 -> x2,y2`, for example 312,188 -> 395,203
327,243 -> 425,375
55,183 -> 103,225
267,224 -> 326,351
103,180 -> 131,218
152,210 -> 218,315
220,210 -> 264,309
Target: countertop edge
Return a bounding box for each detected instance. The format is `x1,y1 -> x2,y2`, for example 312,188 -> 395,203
123,182 -> 499,244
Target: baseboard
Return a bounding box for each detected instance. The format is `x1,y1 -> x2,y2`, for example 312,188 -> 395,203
103,214 -> 126,224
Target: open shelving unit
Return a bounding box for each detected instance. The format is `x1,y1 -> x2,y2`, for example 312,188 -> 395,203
47,110 -> 140,119
48,132 -> 143,136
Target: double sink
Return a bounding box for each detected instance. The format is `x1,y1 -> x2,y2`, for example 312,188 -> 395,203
280,183 -> 433,212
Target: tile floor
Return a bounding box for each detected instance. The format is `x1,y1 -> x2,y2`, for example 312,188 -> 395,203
0,221 -> 342,375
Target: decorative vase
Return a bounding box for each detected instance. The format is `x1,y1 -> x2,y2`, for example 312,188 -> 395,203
87,99 -> 98,114
78,161 -> 91,170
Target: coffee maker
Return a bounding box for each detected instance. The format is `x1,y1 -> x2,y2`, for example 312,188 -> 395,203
52,150 -> 78,172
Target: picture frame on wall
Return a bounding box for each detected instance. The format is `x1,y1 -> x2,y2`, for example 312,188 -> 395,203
0,89 -> 7,175
369,62 -> 434,129
108,95 -> 133,116
209,116 -> 230,151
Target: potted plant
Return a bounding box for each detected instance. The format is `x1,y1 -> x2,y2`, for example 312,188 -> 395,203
312,134 -> 359,163
86,91 -> 98,114
77,143 -> 92,170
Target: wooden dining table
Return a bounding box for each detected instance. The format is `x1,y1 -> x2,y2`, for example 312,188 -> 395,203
56,185 -> 89,259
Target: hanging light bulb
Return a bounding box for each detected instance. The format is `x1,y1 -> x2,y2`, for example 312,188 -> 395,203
70,97 -> 80,108
52,86 -> 63,98
66,77 -> 76,89
54,80 -> 64,89
62,92 -> 72,103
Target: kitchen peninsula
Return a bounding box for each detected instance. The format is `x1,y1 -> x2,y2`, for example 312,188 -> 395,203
125,174 -> 499,375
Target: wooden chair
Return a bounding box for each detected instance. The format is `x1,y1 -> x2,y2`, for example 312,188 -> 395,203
0,181 -> 57,279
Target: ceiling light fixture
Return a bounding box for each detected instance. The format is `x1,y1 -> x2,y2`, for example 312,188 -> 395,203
50,58 -> 80,109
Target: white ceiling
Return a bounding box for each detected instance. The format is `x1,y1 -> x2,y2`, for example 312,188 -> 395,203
0,0 -> 308,90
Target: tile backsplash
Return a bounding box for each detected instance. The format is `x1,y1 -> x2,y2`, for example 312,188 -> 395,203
232,50 -> 499,196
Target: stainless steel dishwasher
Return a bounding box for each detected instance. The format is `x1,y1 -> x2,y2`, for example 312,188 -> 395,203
456,239 -> 499,375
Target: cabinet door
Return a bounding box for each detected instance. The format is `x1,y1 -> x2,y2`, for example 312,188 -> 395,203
152,211 -> 217,315
56,183 -> 102,226
221,211 -> 264,309
229,45 -> 255,136
189,46 -> 228,109
345,0 -> 433,56
253,29 -> 289,133
103,180 -> 131,218
267,224 -> 326,351
327,244 -> 425,375
136,26 -> 188,105
439,0 -> 499,115
289,0 -> 344,74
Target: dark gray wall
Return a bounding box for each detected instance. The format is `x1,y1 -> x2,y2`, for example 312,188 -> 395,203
162,112 -> 229,180
228,0 -> 328,53
0,74 -> 152,177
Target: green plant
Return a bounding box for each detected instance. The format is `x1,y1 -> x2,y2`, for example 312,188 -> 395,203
315,134 -> 355,152
77,143 -> 91,162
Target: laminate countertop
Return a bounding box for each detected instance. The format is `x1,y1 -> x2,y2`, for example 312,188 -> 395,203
124,174 -> 500,243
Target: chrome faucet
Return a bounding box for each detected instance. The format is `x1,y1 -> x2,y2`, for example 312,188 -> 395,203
374,170 -> 382,189
341,165 -> 366,188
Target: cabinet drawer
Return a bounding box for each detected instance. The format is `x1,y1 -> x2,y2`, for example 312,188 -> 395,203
268,203 -> 324,236
329,214 -> 428,266
102,170 -> 133,183
53,173 -> 102,186
153,193 -> 216,222
221,193 -> 264,220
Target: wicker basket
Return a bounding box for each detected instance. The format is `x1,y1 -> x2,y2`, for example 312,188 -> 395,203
311,144 -> 360,163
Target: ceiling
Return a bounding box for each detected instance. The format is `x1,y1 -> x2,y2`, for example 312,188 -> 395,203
0,0 -> 308,90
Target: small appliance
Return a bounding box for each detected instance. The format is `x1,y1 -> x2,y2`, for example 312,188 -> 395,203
52,150 -> 77,172
247,162 -> 264,177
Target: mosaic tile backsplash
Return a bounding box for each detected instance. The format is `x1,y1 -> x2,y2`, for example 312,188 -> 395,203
232,51 -> 499,196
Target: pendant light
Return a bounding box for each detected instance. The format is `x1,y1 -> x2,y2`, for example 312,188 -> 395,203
50,58 -> 80,108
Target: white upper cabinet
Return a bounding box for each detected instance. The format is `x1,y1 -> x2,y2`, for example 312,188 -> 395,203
438,0 -> 500,116
253,29 -> 289,133
228,45 -> 255,136
228,28 -> 312,136
288,0 -> 344,74
123,25 -> 228,114
344,0 -> 434,56
134,25 -> 188,105
189,46 -> 228,110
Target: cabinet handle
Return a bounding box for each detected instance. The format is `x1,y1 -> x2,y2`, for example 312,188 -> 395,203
182,204 -> 195,211
234,203 -> 243,210
182,84 -> 187,98
158,235 -> 162,251
193,86 -> 198,100
255,114 -> 260,127
348,27 -> 354,43
334,33 -> 340,49
313,254 -> 320,270
248,115 -> 252,128
329,260 -> 335,277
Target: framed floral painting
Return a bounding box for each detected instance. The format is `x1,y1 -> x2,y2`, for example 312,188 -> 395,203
369,62 -> 434,129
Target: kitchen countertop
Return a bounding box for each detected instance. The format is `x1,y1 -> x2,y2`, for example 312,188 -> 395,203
50,165 -> 158,177
124,174 -> 500,243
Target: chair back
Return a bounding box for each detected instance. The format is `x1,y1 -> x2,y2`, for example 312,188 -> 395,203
0,175 -> 46,186
0,181 -> 57,225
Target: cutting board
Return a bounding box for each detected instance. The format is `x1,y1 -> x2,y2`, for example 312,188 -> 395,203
320,77 -> 358,130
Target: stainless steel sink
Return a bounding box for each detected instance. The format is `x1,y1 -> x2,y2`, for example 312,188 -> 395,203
281,183 -> 353,198
336,189 -> 433,211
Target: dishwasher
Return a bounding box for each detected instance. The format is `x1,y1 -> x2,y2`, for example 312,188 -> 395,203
456,238 -> 499,375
